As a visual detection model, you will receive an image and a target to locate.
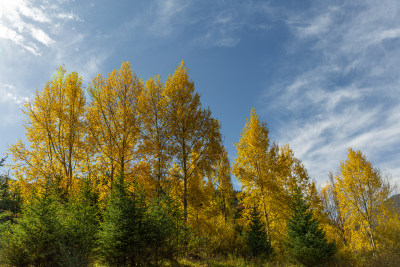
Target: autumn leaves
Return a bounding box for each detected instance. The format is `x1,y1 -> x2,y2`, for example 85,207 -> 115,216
233,109 -> 398,261
9,61 -> 226,225
7,60 -> 398,263
233,108 -> 321,252
321,148 -> 395,257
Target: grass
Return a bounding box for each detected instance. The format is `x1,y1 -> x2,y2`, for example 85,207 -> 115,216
160,255 -> 300,267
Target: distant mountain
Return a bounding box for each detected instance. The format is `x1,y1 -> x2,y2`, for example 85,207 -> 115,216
388,194 -> 400,211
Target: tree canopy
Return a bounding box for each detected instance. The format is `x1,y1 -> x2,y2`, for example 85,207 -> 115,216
2,62 -> 400,266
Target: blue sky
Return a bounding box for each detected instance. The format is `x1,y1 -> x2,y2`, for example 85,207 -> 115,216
1,0 -> 400,189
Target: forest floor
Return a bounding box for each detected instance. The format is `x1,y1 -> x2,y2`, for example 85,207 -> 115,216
166,257 -> 297,267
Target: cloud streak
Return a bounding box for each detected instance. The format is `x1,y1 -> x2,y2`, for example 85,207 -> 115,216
0,0 -> 52,54
0,84 -> 29,105
0,0 -> 83,54
0,1 -> 107,142
123,0 -> 274,48
261,0 -> 400,186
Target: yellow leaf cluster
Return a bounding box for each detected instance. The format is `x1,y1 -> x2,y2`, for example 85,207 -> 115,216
9,67 -> 86,196
321,148 -> 395,256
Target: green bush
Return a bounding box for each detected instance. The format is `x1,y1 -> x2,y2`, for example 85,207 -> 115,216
209,217 -> 246,256
142,194 -> 182,263
246,206 -> 273,259
284,187 -> 336,267
0,177 -> 100,267
97,175 -> 179,266
61,179 -> 100,266
0,167 -> 22,223
2,183 -> 66,266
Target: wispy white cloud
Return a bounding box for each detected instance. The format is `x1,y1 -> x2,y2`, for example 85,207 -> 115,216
0,24 -> 24,45
124,0 -> 274,48
0,1 -> 109,157
0,0 -> 106,131
56,12 -> 81,21
0,84 -> 29,105
29,27 -> 53,46
0,0 -> 50,54
261,0 -> 400,186
293,12 -> 333,38
200,9 -> 241,48
0,0 -> 81,55
150,0 -> 189,36
198,2 -> 273,48
0,83 -> 30,127
16,1 -> 50,23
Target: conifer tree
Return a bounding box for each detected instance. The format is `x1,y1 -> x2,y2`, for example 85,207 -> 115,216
97,175 -> 146,266
98,175 -> 178,265
284,187 -> 336,267
0,158 -> 21,222
1,178 -> 66,266
246,206 -> 273,259
62,179 -> 100,266
143,194 -> 181,264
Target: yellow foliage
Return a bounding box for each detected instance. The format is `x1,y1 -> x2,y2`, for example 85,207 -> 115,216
137,75 -> 172,196
214,148 -> 235,222
9,66 -> 86,196
164,61 -> 223,222
233,108 -> 321,253
375,205 -> 400,259
320,179 -> 350,249
7,61 -> 400,264
86,61 -> 143,194
333,148 -> 392,255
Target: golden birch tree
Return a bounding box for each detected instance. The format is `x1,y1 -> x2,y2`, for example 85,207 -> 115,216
233,108 -> 321,252
86,62 -> 142,192
273,144 -> 322,247
9,67 -> 86,196
137,76 -> 172,196
276,144 -> 322,213
320,172 -> 349,248
214,147 -> 234,223
232,108 -> 281,235
165,61 -> 223,223
335,148 -> 392,253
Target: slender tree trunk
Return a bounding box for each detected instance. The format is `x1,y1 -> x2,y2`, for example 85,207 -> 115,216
262,199 -> 270,236
261,190 -> 270,236
367,223 -> 377,255
110,164 -> 115,190
181,126 -> 188,224
157,156 -> 162,196
183,159 -> 188,224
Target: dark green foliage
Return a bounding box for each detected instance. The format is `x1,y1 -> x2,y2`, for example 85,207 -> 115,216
97,175 -> 147,266
143,194 -> 181,264
0,158 -> 21,222
98,176 -> 179,266
246,206 -> 273,259
1,181 -> 66,267
0,177 -> 100,267
284,187 -> 336,267
61,179 -> 100,266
